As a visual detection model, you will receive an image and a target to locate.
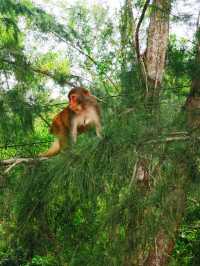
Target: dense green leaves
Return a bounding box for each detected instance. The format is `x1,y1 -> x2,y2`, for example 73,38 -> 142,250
0,0 -> 200,265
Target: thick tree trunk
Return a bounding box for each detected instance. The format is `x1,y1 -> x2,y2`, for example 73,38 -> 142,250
145,18 -> 200,266
145,0 -> 171,104
123,5 -> 200,266
123,2 -> 189,266
144,187 -> 186,266
145,232 -> 174,266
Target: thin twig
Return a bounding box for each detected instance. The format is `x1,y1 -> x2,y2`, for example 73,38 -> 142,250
53,33 -> 119,91
0,141 -> 51,149
143,135 -> 199,145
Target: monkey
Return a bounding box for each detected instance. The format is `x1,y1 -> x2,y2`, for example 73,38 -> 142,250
39,87 -> 102,157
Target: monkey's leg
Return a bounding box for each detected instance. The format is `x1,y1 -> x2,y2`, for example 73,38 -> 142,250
94,119 -> 102,138
71,122 -> 78,143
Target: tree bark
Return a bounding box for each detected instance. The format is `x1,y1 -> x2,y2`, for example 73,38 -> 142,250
145,15 -> 200,266
145,0 -> 171,104
144,187 -> 186,266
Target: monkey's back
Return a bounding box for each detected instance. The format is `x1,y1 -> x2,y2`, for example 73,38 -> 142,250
50,107 -> 71,136
82,96 -> 101,116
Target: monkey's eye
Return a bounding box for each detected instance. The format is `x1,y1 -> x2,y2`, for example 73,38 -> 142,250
70,95 -> 77,102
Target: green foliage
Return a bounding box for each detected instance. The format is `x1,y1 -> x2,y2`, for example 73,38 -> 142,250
35,52 -> 71,84
0,0 -> 200,265
6,101 -> 192,265
24,255 -> 60,266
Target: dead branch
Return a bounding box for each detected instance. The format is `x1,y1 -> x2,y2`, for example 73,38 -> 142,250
144,135 -> 198,145
0,157 -> 48,173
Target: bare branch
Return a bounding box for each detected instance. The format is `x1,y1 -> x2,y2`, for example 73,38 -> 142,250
143,134 -> 200,145
1,157 -> 48,173
135,0 -> 151,61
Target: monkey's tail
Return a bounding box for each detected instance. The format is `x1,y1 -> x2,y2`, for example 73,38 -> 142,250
39,140 -> 60,157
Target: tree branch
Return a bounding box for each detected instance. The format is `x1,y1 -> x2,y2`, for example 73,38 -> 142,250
135,0 -> 151,61
1,57 -> 77,87
1,157 -> 48,173
53,33 -> 119,91
143,134 -> 198,145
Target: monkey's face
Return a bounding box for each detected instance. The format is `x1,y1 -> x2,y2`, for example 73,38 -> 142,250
68,87 -> 91,113
69,94 -> 83,113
